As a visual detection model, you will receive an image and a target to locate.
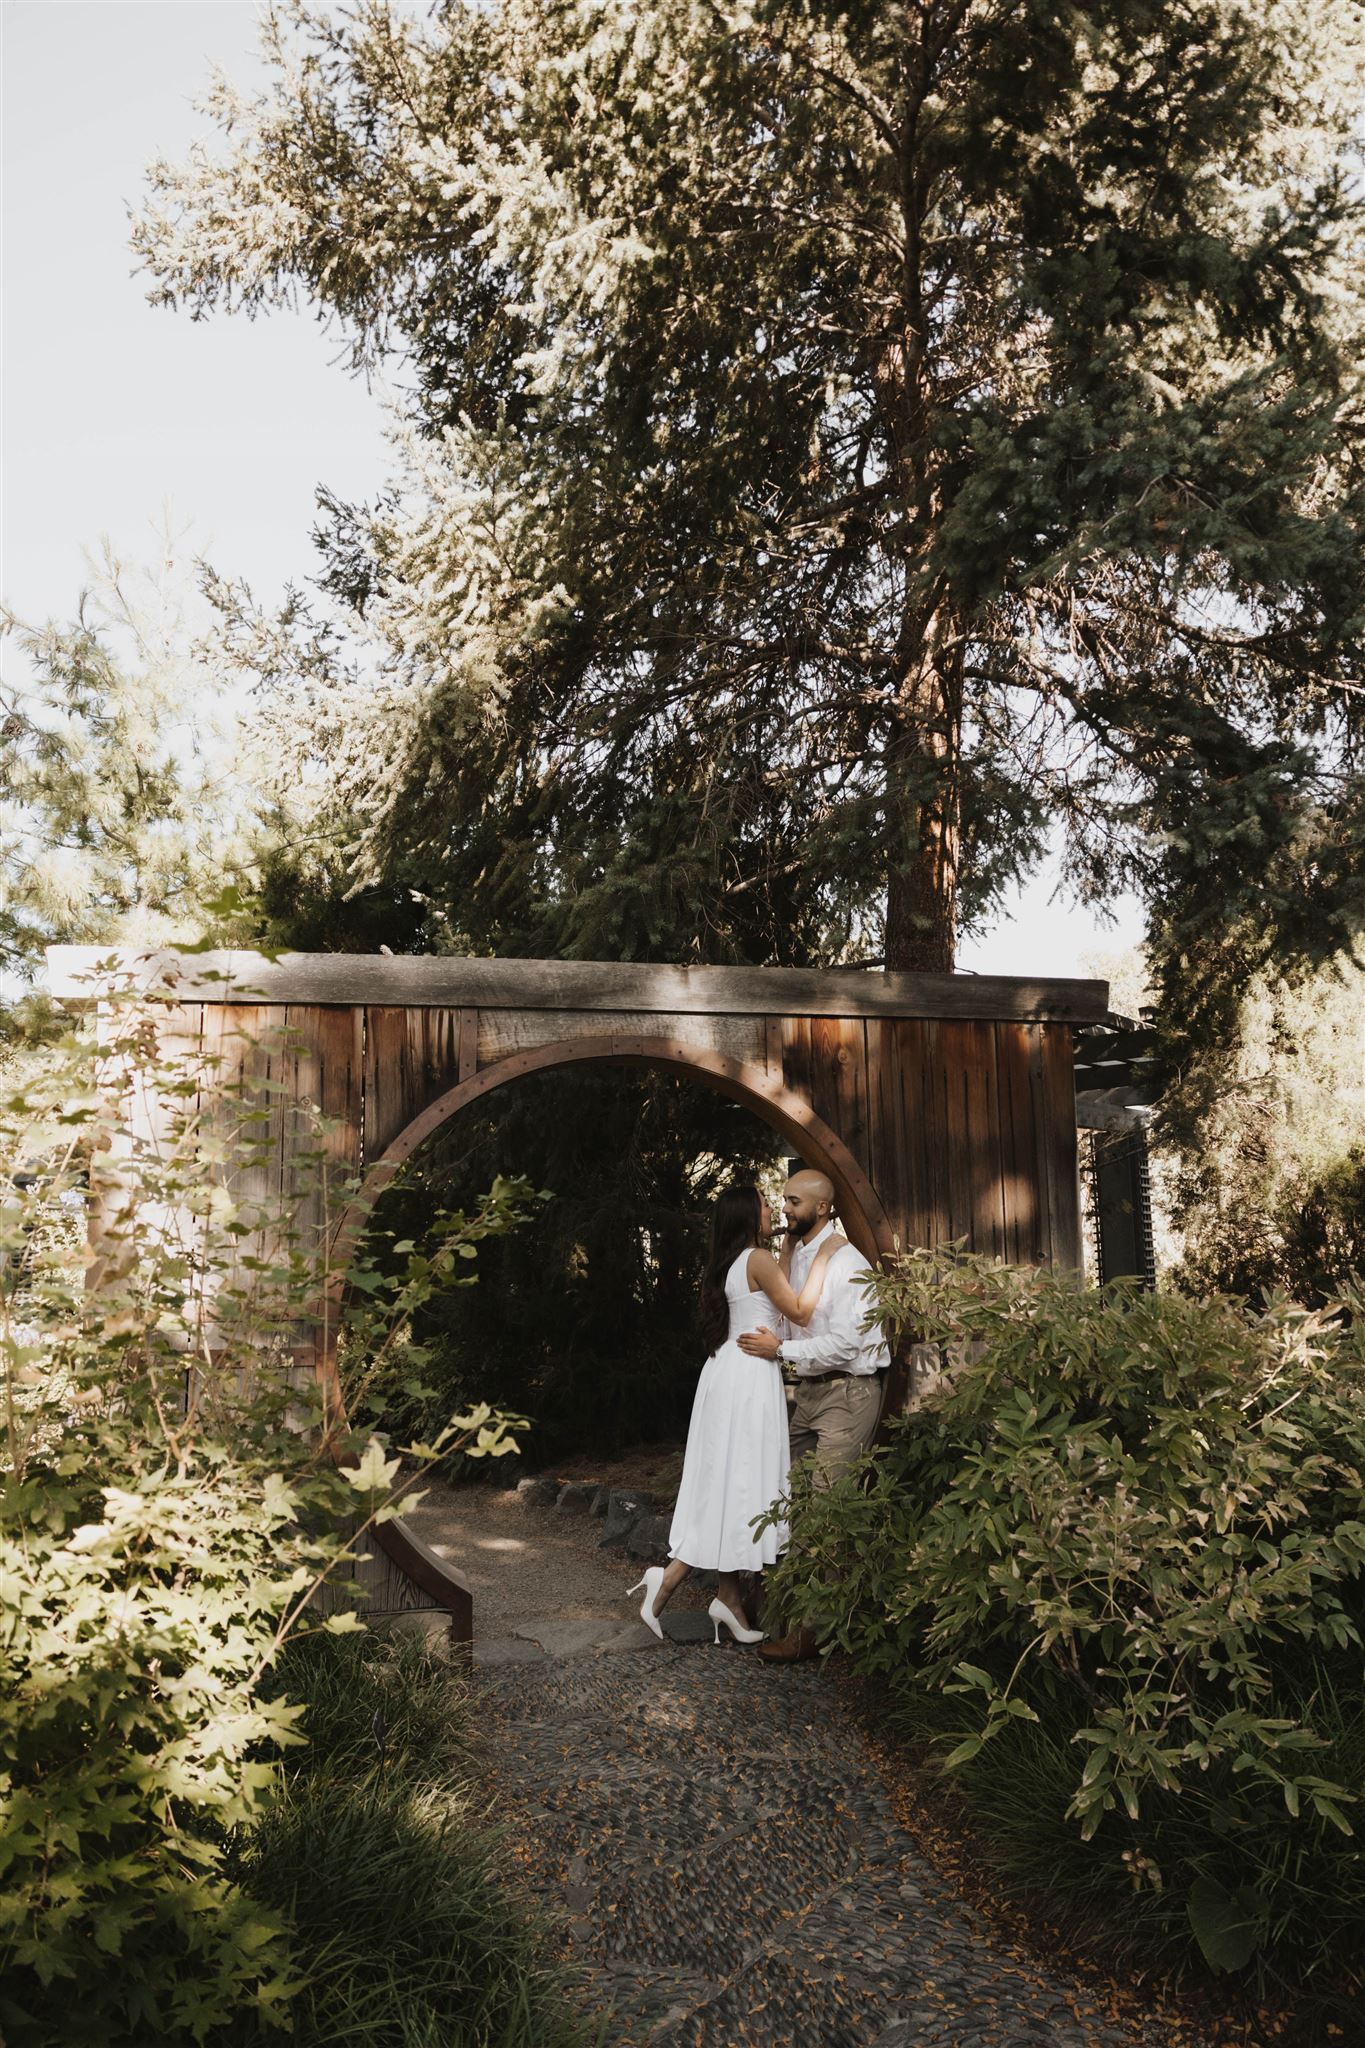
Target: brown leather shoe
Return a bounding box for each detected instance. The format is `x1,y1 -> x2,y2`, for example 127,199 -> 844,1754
758,1626 -> 819,1664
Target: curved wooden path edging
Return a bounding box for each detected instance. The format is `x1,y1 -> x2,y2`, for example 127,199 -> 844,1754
323,1036 -> 898,1641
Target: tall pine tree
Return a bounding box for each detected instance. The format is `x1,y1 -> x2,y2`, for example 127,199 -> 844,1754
136,0 -> 1365,1021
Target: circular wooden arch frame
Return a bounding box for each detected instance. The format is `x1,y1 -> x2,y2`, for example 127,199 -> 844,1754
333,1034 -> 895,1274
323,1035 -> 896,1634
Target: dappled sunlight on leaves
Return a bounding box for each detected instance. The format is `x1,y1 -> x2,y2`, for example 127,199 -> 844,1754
0,978 -> 533,2039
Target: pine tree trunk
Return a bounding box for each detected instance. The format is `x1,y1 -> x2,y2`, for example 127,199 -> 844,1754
883,610 -> 962,974
881,67 -> 961,977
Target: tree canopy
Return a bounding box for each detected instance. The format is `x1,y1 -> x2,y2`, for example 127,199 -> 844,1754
0,545 -> 264,978
135,2 -> 1364,1038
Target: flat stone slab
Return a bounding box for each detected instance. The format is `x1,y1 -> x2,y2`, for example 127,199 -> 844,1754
512,1618 -> 619,1658
473,1635 -> 545,1668
477,1609 -> 729,1662
594,1619 -> 663,1655
661,1609 -> 715,1645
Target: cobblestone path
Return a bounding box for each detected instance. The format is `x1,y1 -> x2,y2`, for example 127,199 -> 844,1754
481,1641 -> 1196,2048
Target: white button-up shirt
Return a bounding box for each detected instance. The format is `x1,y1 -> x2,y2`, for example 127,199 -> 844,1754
779,1221 -> 890,1378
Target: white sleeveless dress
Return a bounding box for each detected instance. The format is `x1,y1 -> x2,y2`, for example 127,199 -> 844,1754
667,1250 -> 791,1572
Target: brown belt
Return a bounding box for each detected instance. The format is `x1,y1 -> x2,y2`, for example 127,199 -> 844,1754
801,1370 -> 859,1386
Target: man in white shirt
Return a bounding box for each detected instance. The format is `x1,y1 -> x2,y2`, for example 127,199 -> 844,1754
737,1168 -> 888,1661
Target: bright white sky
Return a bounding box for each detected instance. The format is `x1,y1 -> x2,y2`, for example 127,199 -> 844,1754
2,0 -> 390,623
2,0 -> 1144,982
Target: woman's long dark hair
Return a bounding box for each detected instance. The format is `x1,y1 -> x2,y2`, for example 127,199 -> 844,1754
699,1183 -> 765,1355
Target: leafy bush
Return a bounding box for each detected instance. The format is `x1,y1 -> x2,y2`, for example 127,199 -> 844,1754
879,1653 -> 1365,2011
221,1630 -> 597,2048
1177,1143 -> 1365,1312
767,1251 -> 1365,1993
1163,960 -> 1365,1307
0,990 -> 531,2045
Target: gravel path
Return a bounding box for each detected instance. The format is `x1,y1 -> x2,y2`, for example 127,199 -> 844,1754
481,1648 -> 1198,2048
412,1477 -> 1207,2045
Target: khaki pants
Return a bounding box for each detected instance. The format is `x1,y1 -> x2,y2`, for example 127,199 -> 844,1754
787,1373 -> 884,1489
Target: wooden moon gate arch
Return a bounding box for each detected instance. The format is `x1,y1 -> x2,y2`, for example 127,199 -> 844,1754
47,949 -> 1108,1643
330,1036 -> 897,1278
323,1038 -> 900,1640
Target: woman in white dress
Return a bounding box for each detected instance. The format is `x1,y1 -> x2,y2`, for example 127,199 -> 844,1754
628,1182 -> 844,1644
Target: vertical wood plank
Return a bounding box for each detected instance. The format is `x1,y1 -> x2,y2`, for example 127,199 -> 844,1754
283,1008 -> 324,1299
1043,1023 -> 1082,1269
1027,1024 -> 1055,1265
985,1018 -> 1010,1260
120,1000 -> 208,1178
959,1020 -> 985,1252
779,1016 -> 813,1126
457,1007 -> 478,1082
841,1019 -> 871,1181
92,1000 -> 207,1307
419,1007 -> 461,1107
930,1017 -> 953,1250
807,1017 -> 871,1191
265,1009 -> 293,1220
865,1019 -> 908,1252
238,1006 -> 286,1293
363,1006 -> 394,1161
1028,1022 -> 1082,1268
277,1007 -> 364,1245
321,1007 -> 364,1319
939,1021 -> 972,1244
365,1006 -> 465,1159
962,1018 -> 1006,1259
901,1018 -> 940,1251
809,1014 -> 840,1129
306,1005 -> 364,1366
995,1022 -> 1042,1265
765,1015 -> 784,1086
183,1003 -> 271,1349
362,1007 -> 411,1159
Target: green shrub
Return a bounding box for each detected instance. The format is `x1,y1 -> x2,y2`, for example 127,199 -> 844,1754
1163,961 -> 1365,1308
766,1252 -> 1365,1993
222,1631 -> 596,2048
880,1651 -> 1365,2010
0,992 -> 530,2045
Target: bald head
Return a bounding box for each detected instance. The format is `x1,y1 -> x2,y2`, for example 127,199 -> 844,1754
782,1169 -> 835,1243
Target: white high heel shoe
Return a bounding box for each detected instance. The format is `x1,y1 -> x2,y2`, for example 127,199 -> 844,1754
627,1566 -> 667,1640
708,1597 -> 764,1645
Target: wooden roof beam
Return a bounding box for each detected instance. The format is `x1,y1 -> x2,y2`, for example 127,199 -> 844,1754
44,947 -> 1109,1024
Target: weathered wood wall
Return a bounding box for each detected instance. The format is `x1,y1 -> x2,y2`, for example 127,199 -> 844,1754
58,952 -> 1100,1638
121,998 -> 1082,1274
777,1016 -> 1081,1270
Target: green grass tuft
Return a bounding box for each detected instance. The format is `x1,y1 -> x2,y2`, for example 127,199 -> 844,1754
219,1627 -> 599,2048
